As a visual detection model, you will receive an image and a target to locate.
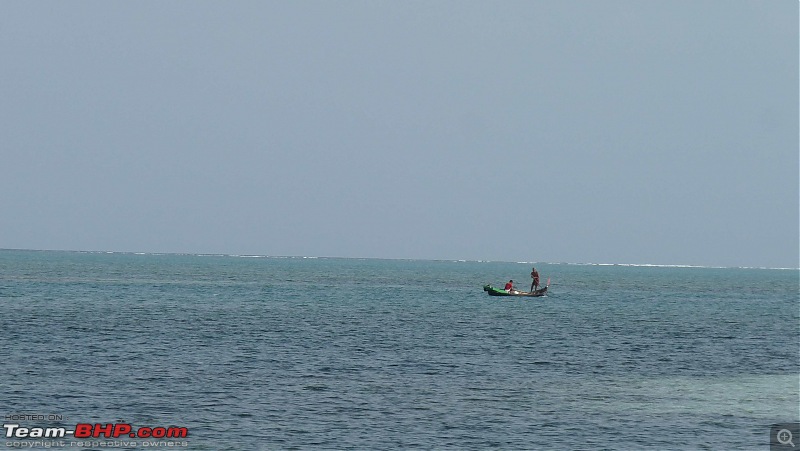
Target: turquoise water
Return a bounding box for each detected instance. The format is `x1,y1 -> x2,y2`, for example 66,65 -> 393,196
1,250 -> 797,450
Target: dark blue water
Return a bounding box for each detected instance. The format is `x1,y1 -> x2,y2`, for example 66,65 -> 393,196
1,250 -> 797,450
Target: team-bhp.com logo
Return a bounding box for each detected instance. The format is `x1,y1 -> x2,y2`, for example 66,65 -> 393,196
5,423 -> 188,439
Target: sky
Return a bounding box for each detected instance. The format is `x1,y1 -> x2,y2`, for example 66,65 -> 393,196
1,1 -> 797,268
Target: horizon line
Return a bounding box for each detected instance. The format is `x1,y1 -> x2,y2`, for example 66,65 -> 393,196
1,247 -> 797,271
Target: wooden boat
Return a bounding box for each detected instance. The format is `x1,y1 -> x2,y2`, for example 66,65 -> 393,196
483,284 -> 548,297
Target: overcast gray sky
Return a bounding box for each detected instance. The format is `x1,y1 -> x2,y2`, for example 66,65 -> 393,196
1,1 -> 797,268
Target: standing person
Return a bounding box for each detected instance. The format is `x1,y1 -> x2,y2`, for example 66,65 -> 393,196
504,280 -> 515,293
531,267 -> 540,291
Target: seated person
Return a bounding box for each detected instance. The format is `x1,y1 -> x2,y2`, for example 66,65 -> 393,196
504,279 -> 515,293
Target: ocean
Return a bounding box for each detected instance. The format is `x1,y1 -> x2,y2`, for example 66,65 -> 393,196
1,249 -> 797,450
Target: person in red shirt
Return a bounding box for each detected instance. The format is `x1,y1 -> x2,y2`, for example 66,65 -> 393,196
504,280 -> 515,292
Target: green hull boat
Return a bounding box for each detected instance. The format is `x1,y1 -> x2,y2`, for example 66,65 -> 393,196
483,284 -> 548,297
